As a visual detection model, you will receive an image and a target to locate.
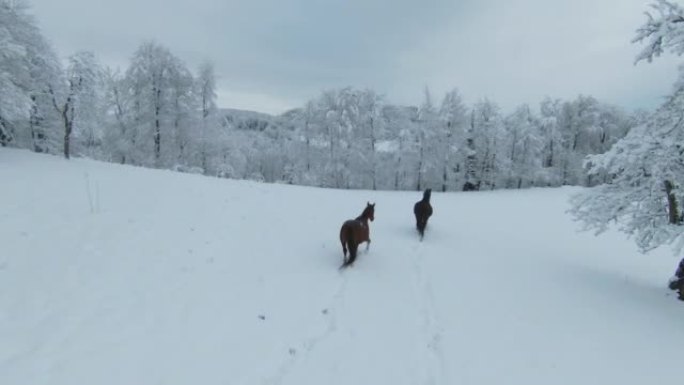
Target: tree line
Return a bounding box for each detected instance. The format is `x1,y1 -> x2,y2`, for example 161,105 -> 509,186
0,1 -> 642,193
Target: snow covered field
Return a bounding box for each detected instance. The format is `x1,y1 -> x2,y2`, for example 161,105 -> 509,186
1,148 -> 683,385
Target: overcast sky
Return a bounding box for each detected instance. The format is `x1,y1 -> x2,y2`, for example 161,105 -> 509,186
28,0 -> 683,114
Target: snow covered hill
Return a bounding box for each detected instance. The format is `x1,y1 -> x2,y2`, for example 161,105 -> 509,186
1,148 -> 683,385
217,108 -> 279,132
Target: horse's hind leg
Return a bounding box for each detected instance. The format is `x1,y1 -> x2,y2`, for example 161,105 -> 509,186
341,241 -> 348,263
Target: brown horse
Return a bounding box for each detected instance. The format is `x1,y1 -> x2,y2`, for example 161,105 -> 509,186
339,202 -> 375,269
414,188 -> 433,240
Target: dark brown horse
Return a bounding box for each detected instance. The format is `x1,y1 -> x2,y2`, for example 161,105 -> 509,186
668,257 -> 684,300
339,202 -> 375,269
414,188 -> 433,240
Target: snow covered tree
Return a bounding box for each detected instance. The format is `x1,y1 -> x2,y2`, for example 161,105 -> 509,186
438,88 -> 468,191
0,0 -> 31,146
319,90 -> 347,188
168,63 -> 196,166
98,43 -> 201,168
582,104 -> 634,185
538,97 -> 564,185
633,0 -> 684,63
462,112 -> 479,191
466,99 -> 506,190
415,87 -> 440,191
49,51 -> 103,159
305,88 -> 361,188
103,68 -> 136,164
569,82 -> 684,253
0,0 -> 61,151
278,87 -> 387,189
125,41 -> 193,167
381,104 -> 420,191
277,103 -> 320,185
572,1 -> 684,293
26,45 -> 61,154
197,61 -> 217,173
556,95 -> 602,185
72,57 -> 106,158
503,104 -> 543,188
358,89 -> 384,190
534,96 -> 631,187
301,101 -> 316,174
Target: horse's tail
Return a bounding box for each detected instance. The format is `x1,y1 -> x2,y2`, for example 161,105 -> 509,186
340,225 -> 348,258
341,225 -> 358,269
347,231 -> 359,267
417,216 -> 426,239
415,202 -> 426,238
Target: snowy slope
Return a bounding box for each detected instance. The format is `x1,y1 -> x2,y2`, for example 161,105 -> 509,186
1,148 -> 683,385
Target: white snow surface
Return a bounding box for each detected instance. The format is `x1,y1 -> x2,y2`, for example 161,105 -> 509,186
1,148 -> 683,385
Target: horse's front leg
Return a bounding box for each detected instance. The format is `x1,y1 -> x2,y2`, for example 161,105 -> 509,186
366,238 -> 371,252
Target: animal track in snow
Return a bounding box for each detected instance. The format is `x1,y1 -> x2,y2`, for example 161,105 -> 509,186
257,277 -> 348,385
411,243 -> 448,385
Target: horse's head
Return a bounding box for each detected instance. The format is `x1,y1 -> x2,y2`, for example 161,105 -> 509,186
423,188 -> 432,202
364,202 -> 375,222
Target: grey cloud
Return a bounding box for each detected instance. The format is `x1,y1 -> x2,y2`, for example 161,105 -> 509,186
29,0 -> 682,114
